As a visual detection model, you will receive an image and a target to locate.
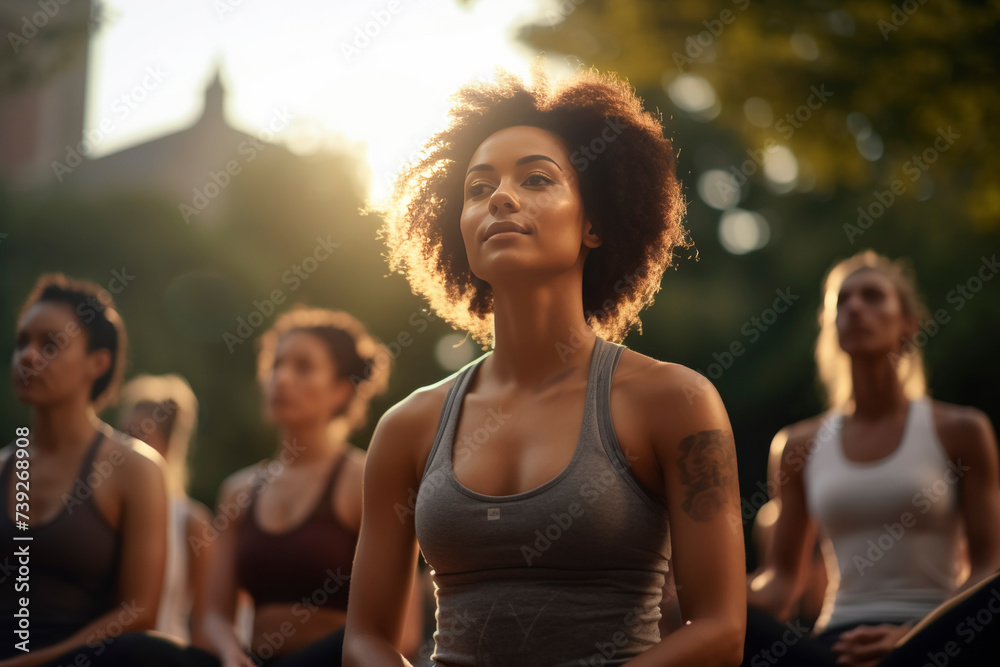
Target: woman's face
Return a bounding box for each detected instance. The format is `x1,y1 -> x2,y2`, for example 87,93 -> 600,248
835,269 -> 915,357
11,301 -> 108,408
264,330 -> 348,428
460,125 -> 599,284
122,405 -> 169,456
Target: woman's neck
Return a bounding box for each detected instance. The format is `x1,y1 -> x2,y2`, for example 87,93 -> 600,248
276,420 -> 347,467
489,272 -> 596,387
29,395 -> 99,454
849,354 -> 909,420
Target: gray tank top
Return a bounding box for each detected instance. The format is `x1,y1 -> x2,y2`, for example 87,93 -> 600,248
415,336 -> 672,667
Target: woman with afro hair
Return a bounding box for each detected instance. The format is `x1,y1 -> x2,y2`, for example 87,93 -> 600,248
344,67 -> 746,666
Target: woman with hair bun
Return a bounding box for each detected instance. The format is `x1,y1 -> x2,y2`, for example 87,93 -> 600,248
1,274 -> 170,666
344,67 -> 746,666
193,307 -> 423,667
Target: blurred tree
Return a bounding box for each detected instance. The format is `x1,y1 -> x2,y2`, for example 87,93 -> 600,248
521,0 -> 1000,227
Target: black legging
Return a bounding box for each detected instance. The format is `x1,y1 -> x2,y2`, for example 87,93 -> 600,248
742,607 -> 839,667
182,627 -> 346,666
39,627 -> 345,667
743,571 -> 1000,667
40,632 -> 189,666
877,570 -> 1000,667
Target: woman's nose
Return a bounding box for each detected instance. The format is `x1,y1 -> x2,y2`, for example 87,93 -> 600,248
844,294 -> 863,313
488,181 -> 520,216
16,343 -> 42,369
270,365 -> 291,389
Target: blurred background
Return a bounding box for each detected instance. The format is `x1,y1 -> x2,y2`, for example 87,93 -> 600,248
1,0 -> 998,570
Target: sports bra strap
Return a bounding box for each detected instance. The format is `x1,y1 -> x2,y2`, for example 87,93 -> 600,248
77,431 -> 106,484
247,452 -> 347,519
312,452 -> 347,519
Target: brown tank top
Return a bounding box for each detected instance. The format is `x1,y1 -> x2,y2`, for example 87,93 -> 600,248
0,431 -> 122,657
235,453 -> 357,612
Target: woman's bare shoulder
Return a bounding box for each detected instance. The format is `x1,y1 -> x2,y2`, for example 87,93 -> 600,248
369,367 -> 472,482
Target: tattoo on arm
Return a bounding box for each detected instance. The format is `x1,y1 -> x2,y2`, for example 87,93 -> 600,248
675,429 -> 737,522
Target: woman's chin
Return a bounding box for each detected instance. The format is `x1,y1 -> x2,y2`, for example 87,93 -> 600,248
12,384 -> 48,406
267,406 -> 296,424
841,343 -> 897,359
472,255 -> 573,282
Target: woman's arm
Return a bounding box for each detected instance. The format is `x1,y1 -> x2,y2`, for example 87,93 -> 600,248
398,562 -> 425,660
938,405 -> 1000,591
621,365 -> 745,667
198,471 -> 257,667
0,443 -> 168,667
746,424 -> 821,622
657,566 -> 684,637
346,445 -> 425,661
344,391 -> 439,667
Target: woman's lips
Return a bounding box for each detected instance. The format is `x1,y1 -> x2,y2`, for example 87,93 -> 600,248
484,220 -> 528,241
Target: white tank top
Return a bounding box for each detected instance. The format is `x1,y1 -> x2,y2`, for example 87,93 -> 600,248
804,397 -> 963,631
156,496 -> 192,642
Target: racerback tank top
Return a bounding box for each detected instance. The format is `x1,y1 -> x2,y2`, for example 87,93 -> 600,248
804,397 -> 963,631
415,336 -> 672,667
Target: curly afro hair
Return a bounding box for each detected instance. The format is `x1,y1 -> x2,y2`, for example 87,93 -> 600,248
378,66 -> 689,347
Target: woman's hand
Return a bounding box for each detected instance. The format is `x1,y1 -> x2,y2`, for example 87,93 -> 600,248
831,623 -> 913,666
221,648 -> 258,667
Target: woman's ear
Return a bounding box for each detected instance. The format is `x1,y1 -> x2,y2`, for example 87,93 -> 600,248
331,377 -> 355,418
86,348 -> 112,386
583,220 -> 603,249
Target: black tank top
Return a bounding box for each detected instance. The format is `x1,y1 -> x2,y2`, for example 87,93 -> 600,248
0,431 -> 123,657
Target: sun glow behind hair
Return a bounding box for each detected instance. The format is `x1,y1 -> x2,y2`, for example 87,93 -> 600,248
86,0 -> 573,201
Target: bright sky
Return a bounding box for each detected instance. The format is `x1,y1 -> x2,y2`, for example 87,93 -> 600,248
86,0 -> 575,200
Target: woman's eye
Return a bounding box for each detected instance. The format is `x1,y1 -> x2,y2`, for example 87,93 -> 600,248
863,290 -> 884,303
524,173 -> 553,186
466,182 -> 491,198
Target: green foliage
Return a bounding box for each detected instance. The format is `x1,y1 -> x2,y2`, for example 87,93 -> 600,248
522,0 -> 1000,226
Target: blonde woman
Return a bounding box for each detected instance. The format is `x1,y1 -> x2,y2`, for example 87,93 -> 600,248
745,251 -> 1000,666
119,374 -> 214,647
